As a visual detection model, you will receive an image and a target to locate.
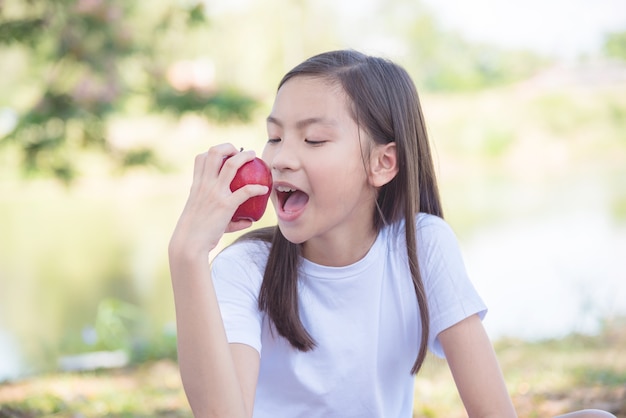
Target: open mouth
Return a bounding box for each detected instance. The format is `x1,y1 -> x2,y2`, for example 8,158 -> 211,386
276,185 -> 309,214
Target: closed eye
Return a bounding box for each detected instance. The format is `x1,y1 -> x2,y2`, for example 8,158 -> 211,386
267,138 -> 281,144
304,139 -> 326,146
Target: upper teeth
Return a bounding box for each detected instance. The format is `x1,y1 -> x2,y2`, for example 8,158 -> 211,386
277,186 -> 296,193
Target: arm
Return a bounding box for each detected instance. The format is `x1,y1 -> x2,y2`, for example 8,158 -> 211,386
168,144 -> 267,417
169,252 -> 260,417
439,314 -> 517,418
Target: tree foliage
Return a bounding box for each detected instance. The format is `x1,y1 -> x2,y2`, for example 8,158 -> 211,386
0,0 -> 258,183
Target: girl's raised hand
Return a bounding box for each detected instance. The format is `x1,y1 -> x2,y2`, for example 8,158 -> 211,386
169,143 -> 270,258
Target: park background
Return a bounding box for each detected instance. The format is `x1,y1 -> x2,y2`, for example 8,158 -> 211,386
0,0 -> 625,416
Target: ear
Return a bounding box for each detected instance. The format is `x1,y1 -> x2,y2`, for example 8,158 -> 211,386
368,142 -> 398,187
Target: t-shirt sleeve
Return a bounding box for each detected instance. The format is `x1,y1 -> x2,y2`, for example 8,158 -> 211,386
417,216 -> 487,358
211,244 -> 265,354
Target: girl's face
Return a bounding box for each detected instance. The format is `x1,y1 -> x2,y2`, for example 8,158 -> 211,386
263,76 -> 378,266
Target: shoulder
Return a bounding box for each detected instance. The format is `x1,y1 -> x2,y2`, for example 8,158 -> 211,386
415,212 -> 453,234
415,213 -> 460,247
414,214 -> 466,266
383,214 -> 467,276
211,234 -> 271,283
216,235 -> 271,260
384,213 -> 457,247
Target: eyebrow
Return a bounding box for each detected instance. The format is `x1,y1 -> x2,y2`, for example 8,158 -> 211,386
266,115 -> 337,130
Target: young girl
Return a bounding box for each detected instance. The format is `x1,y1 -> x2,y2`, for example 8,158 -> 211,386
168,50 -> 615,418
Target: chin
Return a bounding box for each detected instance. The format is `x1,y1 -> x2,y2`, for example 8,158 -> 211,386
277,224 -> 308,245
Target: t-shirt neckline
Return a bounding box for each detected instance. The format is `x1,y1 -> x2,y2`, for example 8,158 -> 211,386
299,229 -> 387,280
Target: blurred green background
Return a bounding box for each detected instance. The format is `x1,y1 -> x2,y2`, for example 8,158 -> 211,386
1,0 -> 625,384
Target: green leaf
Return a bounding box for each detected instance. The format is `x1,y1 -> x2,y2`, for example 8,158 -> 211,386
0,18 -> 45,45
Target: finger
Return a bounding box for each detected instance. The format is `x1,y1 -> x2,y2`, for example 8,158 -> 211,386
205,143 -> 240,178
225,219 -> 254,233
216,149 -> 258,189
189,152 -> 212,197
189,143 -> 239,194
230,184 -> 270,204
222,186 -> 269,233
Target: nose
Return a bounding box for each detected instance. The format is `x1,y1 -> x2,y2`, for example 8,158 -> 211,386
263,139 -> 300,172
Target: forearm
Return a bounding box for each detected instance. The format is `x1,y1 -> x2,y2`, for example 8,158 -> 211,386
169,246 -> 248,418
456,345 -> 516,418
440,315 -> 517,418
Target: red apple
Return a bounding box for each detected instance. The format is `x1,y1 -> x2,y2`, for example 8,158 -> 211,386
222,155 -> 272,222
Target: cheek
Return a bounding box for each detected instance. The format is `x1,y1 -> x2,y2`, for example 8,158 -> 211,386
261,146 -> 272,165
314,154 -> 357,178
311,156 -> 368,197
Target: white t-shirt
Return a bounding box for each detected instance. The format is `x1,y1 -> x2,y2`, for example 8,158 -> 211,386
211,213 -> 487,418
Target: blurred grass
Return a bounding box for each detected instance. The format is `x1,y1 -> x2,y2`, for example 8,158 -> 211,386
0,319 -> 624,417
0,360 -> 190,417
416,318 -> 626,417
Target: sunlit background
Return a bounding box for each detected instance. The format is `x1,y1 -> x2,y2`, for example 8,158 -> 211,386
1,0 -> 625,401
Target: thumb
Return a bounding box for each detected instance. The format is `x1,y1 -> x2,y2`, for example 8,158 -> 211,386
232,184 -> 270,202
